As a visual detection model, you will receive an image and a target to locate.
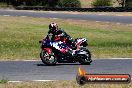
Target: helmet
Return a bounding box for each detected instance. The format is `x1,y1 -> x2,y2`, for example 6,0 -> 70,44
49,23 -> 58,33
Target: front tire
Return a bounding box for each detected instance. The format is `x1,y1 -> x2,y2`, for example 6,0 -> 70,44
40,50 -> 57,66
78,49 -> 92,65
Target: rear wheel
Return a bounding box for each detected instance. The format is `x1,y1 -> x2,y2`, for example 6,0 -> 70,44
78,48 -> 92,65
40,50 -> 57,66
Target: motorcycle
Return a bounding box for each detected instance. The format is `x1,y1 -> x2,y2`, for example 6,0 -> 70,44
39,34 -> 92,65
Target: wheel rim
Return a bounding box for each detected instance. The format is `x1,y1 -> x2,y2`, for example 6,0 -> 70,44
85,54 -> 90,62
79,51 -> 91,62
42,51 -> 55,64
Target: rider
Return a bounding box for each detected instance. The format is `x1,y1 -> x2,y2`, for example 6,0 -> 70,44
48,23 -> 76,50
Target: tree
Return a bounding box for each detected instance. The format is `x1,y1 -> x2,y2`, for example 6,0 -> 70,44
0,0 -> 82,7
116,0 -> 126,7
125,0 -> 132,7
46,0 -> 59,7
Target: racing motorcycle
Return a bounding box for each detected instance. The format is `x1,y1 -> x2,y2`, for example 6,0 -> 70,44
39,34 -> 92,65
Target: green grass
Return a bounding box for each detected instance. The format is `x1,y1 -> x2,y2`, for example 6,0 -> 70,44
71,26 -> 132,58
0,78 -> 8,84
0,16 -> 132,60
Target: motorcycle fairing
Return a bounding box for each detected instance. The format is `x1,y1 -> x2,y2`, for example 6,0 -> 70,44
49,41 -> 69,53
76,38 -> 87,46
43,48 -> 52,54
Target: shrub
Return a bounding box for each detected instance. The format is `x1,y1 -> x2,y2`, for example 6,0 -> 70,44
0,0 -> 81,7
92,0 -> 112,7
46,0 -> 59,7
58,0 -> 81,8
125,0 -> 132,7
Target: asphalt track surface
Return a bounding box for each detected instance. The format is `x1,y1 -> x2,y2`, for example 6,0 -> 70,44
0,59 -> 132,81
0,10 -> 132,24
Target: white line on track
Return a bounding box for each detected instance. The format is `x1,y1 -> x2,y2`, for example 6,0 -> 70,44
116,23 -> 121,25
2,58 -> 132,62
95,58 -> 132,60
117,15 -> 123,16
22,60 -> 41,61
3,15 -> 10,16
50,18 -> 58,19
105,21 -> 110,23
109,58 -> 132,59
8,78 -> 132,83
20,16 -> 27,17
96,21 -> 101,22
98,14 -> 105,15
92,58 -> 132,60
18,58 -> 132,61
20,58 -> 132,61
32,80 -> 56,82
8,80 -> 55,83
8,81 -> 23,83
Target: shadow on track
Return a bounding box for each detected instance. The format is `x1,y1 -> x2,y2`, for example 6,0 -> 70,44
36,63 -> 81,66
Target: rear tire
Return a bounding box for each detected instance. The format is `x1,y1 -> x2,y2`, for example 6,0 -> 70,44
78,48 -> 92,65
40,50 -> 57,66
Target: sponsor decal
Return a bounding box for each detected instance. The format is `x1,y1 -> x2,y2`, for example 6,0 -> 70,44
76,66 -> 131,85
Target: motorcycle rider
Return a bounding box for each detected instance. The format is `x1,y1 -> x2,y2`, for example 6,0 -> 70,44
48,23 -> 76,50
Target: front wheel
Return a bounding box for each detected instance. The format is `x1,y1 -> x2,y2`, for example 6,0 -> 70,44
78,49 -> 92,65
40,50 -> 57,66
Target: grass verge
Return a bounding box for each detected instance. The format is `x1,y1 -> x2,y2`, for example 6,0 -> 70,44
0,16 -> 132,60
0,79 -> 8,84
0,80 -> 132,88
